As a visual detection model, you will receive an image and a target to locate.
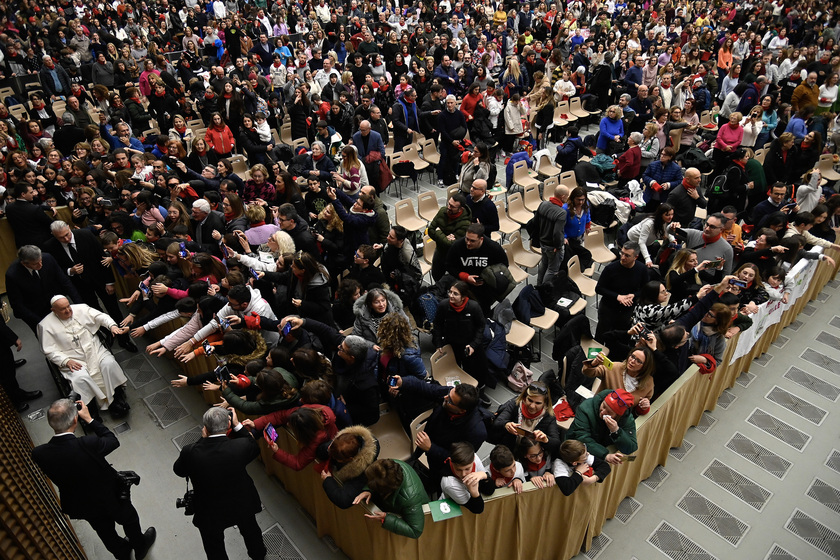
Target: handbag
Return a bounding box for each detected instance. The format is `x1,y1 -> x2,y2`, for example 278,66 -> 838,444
507,361 -> 534,392
377,158 -> 394,192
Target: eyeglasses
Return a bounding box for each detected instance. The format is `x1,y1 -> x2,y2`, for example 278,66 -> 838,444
525,449 -> 545,461
626,353 -> 645,365
610,390 -> 631,410
704,223 -> 721,230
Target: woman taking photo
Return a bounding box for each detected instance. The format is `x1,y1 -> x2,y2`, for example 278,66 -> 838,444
433,281 -> 490,391
331,145 -> 363,197
490,381 -> 562,457
249,404 -> 338,471
583,346 -> 655,415
277,251 -> 333,324
665,248 -> 714,302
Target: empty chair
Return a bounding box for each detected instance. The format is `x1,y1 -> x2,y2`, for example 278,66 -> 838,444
584,228 -> 617,266
369,408 -> 412,461
568,98 -> 591,119
430,345 -> 478,387
507,320 -> 535,349
409,410 -> 433,467
559,170 -> 577,190
280,123 -> 293,144
818,154 -> 840,182
402,143 -> 430,186
420,236 -> 435,280
421,138 -> 441,167
291,137 -> 309,151
512,160 -> 541,191
507,192 -> 534,225
504,245 -> 530,284
523,183 -> 542,212
506,231 -> 541,269
753,148 -> 767,165
187,118 -> 204,130
537,153 -> 562,177
529,308 -> 559,353
394,198 -> 427,233
417,191 -> 440,222
495,200 -> 521,236
568,255 -> 597,297
229,156 -> 249,174
543,176 -> 560,202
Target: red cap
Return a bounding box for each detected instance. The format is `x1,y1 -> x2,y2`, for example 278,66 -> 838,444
604,389 -> 633,415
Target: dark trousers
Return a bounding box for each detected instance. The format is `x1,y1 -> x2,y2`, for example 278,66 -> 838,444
438,141 -> 459,184
85,500 -> 144,560
197,515 -> 266,560
452,343 -> 490,388
0,345 -> 21,401
595,300 -> 634,342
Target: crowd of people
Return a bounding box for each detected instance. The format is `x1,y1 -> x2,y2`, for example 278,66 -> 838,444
2,0 -> 840,556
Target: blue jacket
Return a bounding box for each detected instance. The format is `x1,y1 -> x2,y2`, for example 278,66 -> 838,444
351,129 -> 386,160
433,64 -> 458,94
597,117 -> 624,151
785,117 -> 808,139
642,160 -> 685,203
331,188 -> 376,253
505,151 -> 532,189
563,204 -> 590,239
624,65 -> 642,95
383,346 -> 427,379
555,136 -> 587,170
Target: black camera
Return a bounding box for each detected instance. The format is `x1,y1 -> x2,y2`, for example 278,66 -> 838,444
176,489 -> 195,516
116,470 -> 141,502
67,392 -> 82,410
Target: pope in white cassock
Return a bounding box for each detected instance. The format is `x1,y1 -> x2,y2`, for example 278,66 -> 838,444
39,296 -> 130,413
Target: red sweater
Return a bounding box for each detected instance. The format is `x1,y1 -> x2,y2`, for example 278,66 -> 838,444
254,404 -> 338,471
205,125 -> 235,155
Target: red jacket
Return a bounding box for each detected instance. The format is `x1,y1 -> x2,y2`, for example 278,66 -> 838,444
254,404 -> 337,471
617,145 -> 641,179
205,124 -> 235,155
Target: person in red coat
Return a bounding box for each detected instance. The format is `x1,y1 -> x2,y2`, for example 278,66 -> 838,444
616,131 -> 643,186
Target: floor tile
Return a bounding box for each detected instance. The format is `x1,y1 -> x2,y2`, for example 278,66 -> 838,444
172,425 -> 203,451
669,440 -> 695,462
736,371 -> 756,388
725,432 -> 792,480
676,488 -> 749,546
816,331 -> 840,351
763,543 -> 798,560
772,334 -> 790,349
800,348 -> 840,376
262,523 -> 305,559
647,521 -> 718,560
786,320 -> 803,332
764,386 -> 828,425
118,352 -> 163,389
694,411 -> 717,434
783,367 -> 840,402
814,291 -> 831,303
702,459 -> 772,511
784,509 -> 840,559
801,304 -> 817,316
614,496 -> 642,524
827,450 -> 840,474
641,465 -> 670,491
746,408 -> 811,451
142,387 -> 191,429
753,352 -> 774,366
806,478 -> 840,515
830,316 -> 840,330
717,389 -> 737,410
582,532 -> 611,559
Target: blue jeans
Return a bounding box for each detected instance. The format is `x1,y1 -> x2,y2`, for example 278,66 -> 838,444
537,244 -> 564,285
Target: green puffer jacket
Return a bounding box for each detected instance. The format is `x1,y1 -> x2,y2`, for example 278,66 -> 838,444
374,460 -> 427,539
566,390 -> 638,459
428,206 -> 473,254
222,367 -> 300,416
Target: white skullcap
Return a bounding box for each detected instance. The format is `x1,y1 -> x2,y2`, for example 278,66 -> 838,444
50,295 -> 68,305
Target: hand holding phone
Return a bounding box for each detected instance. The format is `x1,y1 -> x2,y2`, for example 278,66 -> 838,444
264,423 -> 278,442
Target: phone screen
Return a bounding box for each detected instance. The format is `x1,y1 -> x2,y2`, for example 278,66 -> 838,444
281,322 -> 293,336
264,423 -> 278,442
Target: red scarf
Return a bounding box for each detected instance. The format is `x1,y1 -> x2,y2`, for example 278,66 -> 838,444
450,296 -> 468,313
525,457 -> 547,472
447,208 -> 463,220
155,89 -> 166,97
204,92 -> 215,100
661,83 -> 671,89
681,178 -> 696,193
224,211 -> 236,221
489,464 -> 515,485
521,401 -> 542,420
176,125 -> 186,134
250,220 -> 265,227
313,152 -> 325,161
130,96 -> 141,104
403,96 -> 415,104
273,61 -> 282,68
549,196 -> 564,208
733,159 -> 745,170
702,231 -> 721,244
223,92 -> 232,99
196,147 -> 206,155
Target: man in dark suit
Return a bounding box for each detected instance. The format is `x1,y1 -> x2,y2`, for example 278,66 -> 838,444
43,221 -> 137,352
0,320 -> 41,412
174,407 -> 266,560
31,399 -> 156,560
5,245 -> 81,334
190,198 -> 226,258
4,183 -> 54,247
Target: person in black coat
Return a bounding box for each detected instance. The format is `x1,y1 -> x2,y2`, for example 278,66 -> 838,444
432,280 -> 490,387
173,407 -> 266,560
5,246 -> 81,333
190,199 -> 226,257
0,321 -> 41,412
32,399 -> 156,560
490,383 -> 563,457
4,183 -> 54,248
594,241 -> 649,341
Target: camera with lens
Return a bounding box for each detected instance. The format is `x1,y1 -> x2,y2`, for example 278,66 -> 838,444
176,489 -> 195,516
67,391 -> 83,410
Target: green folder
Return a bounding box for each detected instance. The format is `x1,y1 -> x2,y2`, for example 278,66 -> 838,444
429,499 -> 463,522
587,347 -> 603,359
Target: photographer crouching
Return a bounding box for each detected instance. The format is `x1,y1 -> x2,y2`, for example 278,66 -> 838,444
32,398 -> 155,560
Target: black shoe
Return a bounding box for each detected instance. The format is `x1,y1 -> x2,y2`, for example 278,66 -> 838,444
109,403 -> 129,419
135,527 -> 156,560
479,395 -> 492,408
15,402 -> 29,413
18,389 -> 42,401
119,337 -> 138,353
14,359 -> 26,368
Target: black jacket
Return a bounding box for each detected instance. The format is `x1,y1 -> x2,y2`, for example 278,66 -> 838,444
5,255 -> 81,330
490,398 -> 563,457
44,228 -> 114,290
432,297 -> 485,350
173,427 -> 262,526
4,199 -> 54,248
32,420 -> 124,519
191,211 -> 226,257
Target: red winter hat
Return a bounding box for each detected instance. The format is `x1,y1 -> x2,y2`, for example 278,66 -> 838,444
604,389 -> 633,416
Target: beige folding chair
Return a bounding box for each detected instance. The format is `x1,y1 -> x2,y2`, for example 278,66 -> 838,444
421,138 -> 441,167
523,183 -> 542,212
420,236 -> 434,280
384,132 -> 395,157
543,176 -> 560,201
369,407 -> 412,461
584,228 -> 617,266
753,148 -> 767,165
495,200 -> 521,236
512,160 -> 541,191
446,185 -> 461,199
394,198 -> 427,233
695,207 -> 708,220
529,308 -> 559,353
187,118 -> 204,130
280,123 -> 293,144
569,97 -> 591,119
568,255 -> 597,297
559,171 -> 577,190
409,410 -> 433,467
552,104 -> 569,128
699,110 -> 718,133
402,143 -> 431,186
818,154 -> 840,181
537,153 -> 562,177
507,320 -> 536,349
506,231 -> 541,269
417,191 -> 440,222
503,245 -> 530,284
230,155 -> 249,174
9,105 -> 28,120
430,345 -> 478,386
555,100 -> 577,123
507,192 -> 534,225
291,137 -> 309,152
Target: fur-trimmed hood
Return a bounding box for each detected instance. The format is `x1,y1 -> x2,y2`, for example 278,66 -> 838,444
330,424 -> 379,483
226,330 -> 268,366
